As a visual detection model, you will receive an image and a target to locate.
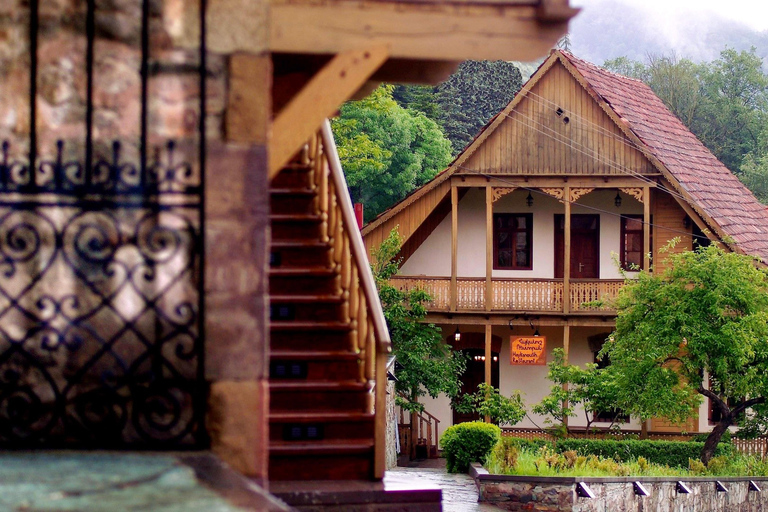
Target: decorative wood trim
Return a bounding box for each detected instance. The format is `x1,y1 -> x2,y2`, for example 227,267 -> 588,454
540,187 -> 565,202
269,45 -> 389,180
619,187 -> 643,203
492,187 -> 517,203
569,187 -> 594,203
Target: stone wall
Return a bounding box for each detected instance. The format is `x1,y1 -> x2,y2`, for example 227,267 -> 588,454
472,465 -> 768,512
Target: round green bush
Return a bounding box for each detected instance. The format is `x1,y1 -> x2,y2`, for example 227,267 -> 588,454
440,421 -> 501,473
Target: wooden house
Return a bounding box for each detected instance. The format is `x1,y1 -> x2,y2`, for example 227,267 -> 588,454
362,50 -> 768,440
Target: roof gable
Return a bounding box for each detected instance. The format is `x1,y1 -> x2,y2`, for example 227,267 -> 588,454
559,51 -> 768,261
459,58 -> 655,176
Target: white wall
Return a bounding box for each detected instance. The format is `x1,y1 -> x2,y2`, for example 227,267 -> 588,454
400,188 -> 643,279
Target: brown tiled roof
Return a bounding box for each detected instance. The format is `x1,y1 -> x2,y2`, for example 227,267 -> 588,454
559,51 -> 768,261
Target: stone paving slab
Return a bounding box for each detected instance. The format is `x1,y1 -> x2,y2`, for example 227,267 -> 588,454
386,464 -> 500,512
0,452 -> 289,512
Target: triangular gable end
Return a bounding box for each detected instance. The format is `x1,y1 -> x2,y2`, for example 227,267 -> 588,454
457,56 -> 658,177
363,50 -> 661,257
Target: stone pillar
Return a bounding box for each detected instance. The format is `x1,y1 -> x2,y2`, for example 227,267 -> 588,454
169,0 -> 272,481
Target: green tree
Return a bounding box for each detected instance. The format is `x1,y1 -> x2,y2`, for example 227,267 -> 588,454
372,228 -> 465,411
697,48 -> 768,172
605,48 -> 768,175
602,244 -> 768,464
454,383 -> 526,426
332,85 -> 452,222
532,348 -> 623,435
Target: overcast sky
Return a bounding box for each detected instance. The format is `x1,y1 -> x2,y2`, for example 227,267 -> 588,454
573,0 -> 768,32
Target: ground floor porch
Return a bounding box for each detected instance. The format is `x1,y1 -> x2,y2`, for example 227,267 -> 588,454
409,320 -> 712,444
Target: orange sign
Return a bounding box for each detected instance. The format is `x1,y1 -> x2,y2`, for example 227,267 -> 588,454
510,336 -> 546,365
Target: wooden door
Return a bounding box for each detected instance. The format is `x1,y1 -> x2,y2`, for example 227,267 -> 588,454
452,349 -> 499,425
555,214 -> 600,279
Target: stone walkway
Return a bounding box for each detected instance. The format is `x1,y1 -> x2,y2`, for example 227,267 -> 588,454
385,459 -> 499,512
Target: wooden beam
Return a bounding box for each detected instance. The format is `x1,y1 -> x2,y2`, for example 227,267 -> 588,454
486,186 -> 493,313
270,0 -> 571,63
453,175 -> 660,189
425,313 -> 617,327
370,59 -> 460,85
484,323 -> 492,423
451,184 -> 458,312
643,185 -> 651,271
269,45 -> 389,179
563,186 -> 571,315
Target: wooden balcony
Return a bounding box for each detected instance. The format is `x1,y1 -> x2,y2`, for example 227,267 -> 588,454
389,276 -> 624,314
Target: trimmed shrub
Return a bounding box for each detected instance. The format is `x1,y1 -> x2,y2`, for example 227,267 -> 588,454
555,439 -> 733,468
500,437 -> 550,452
691,430 -> 732,444
441,422 -> 501,473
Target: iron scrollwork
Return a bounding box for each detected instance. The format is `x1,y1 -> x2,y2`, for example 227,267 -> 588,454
0,203 -> 202,447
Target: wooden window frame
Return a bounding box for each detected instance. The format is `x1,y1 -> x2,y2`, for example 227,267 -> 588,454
493,213 -> 533,270
620,214 -> 644,271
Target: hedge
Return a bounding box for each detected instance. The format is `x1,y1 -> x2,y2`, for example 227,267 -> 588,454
554,438 -> 733,468
441,422 -> 501,473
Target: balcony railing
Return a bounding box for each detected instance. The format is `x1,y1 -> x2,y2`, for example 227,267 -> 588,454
389,276 -> 624,313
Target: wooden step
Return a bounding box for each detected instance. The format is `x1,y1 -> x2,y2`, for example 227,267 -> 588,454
269,411 -> 375,442
270,350 -> 361,381
272,164 -> 312,189
270,240 -> 332,268
271,214 -> 323,241
269,440 -> 374,480
270,381 -> 370,412
270,324 -> 353,352
270,294 -> 344,322
270,188 -> 316,216
269,268 -> 337,295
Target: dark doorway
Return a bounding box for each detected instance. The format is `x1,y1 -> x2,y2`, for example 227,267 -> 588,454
555,214 -> 600,279
452,349 -> 500,424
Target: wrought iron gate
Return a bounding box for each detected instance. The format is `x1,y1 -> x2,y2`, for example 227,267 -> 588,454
0,1 -> 206,447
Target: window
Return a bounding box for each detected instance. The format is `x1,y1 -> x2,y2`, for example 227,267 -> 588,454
620,215 -> 643,271
493,213 -> 532,270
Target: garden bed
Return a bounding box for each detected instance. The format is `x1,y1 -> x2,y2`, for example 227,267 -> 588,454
471,463 -> 768,512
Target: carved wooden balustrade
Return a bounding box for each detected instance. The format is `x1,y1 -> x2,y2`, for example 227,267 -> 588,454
389,276 -> 624,314
314,121 -> 392,478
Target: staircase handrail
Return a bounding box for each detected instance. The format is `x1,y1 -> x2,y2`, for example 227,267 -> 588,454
320,120 -> 391,352
396,392 -> 441,426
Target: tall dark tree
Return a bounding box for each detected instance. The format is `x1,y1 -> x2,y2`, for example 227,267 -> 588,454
435,60 -> 523,153
393,60 -> 523,154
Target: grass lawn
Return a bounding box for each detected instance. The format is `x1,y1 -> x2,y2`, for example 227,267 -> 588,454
484,442 -> 768,478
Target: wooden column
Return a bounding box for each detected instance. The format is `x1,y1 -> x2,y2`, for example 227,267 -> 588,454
563,186 -> 571,314
485,186 -> 493,312
484,323 -> 492,423
643,186 -> 651,271
450,183 -> 458,311
562,323 -> 570,430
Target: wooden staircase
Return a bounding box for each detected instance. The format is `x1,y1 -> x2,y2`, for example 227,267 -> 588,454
268,123 -> 389,481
